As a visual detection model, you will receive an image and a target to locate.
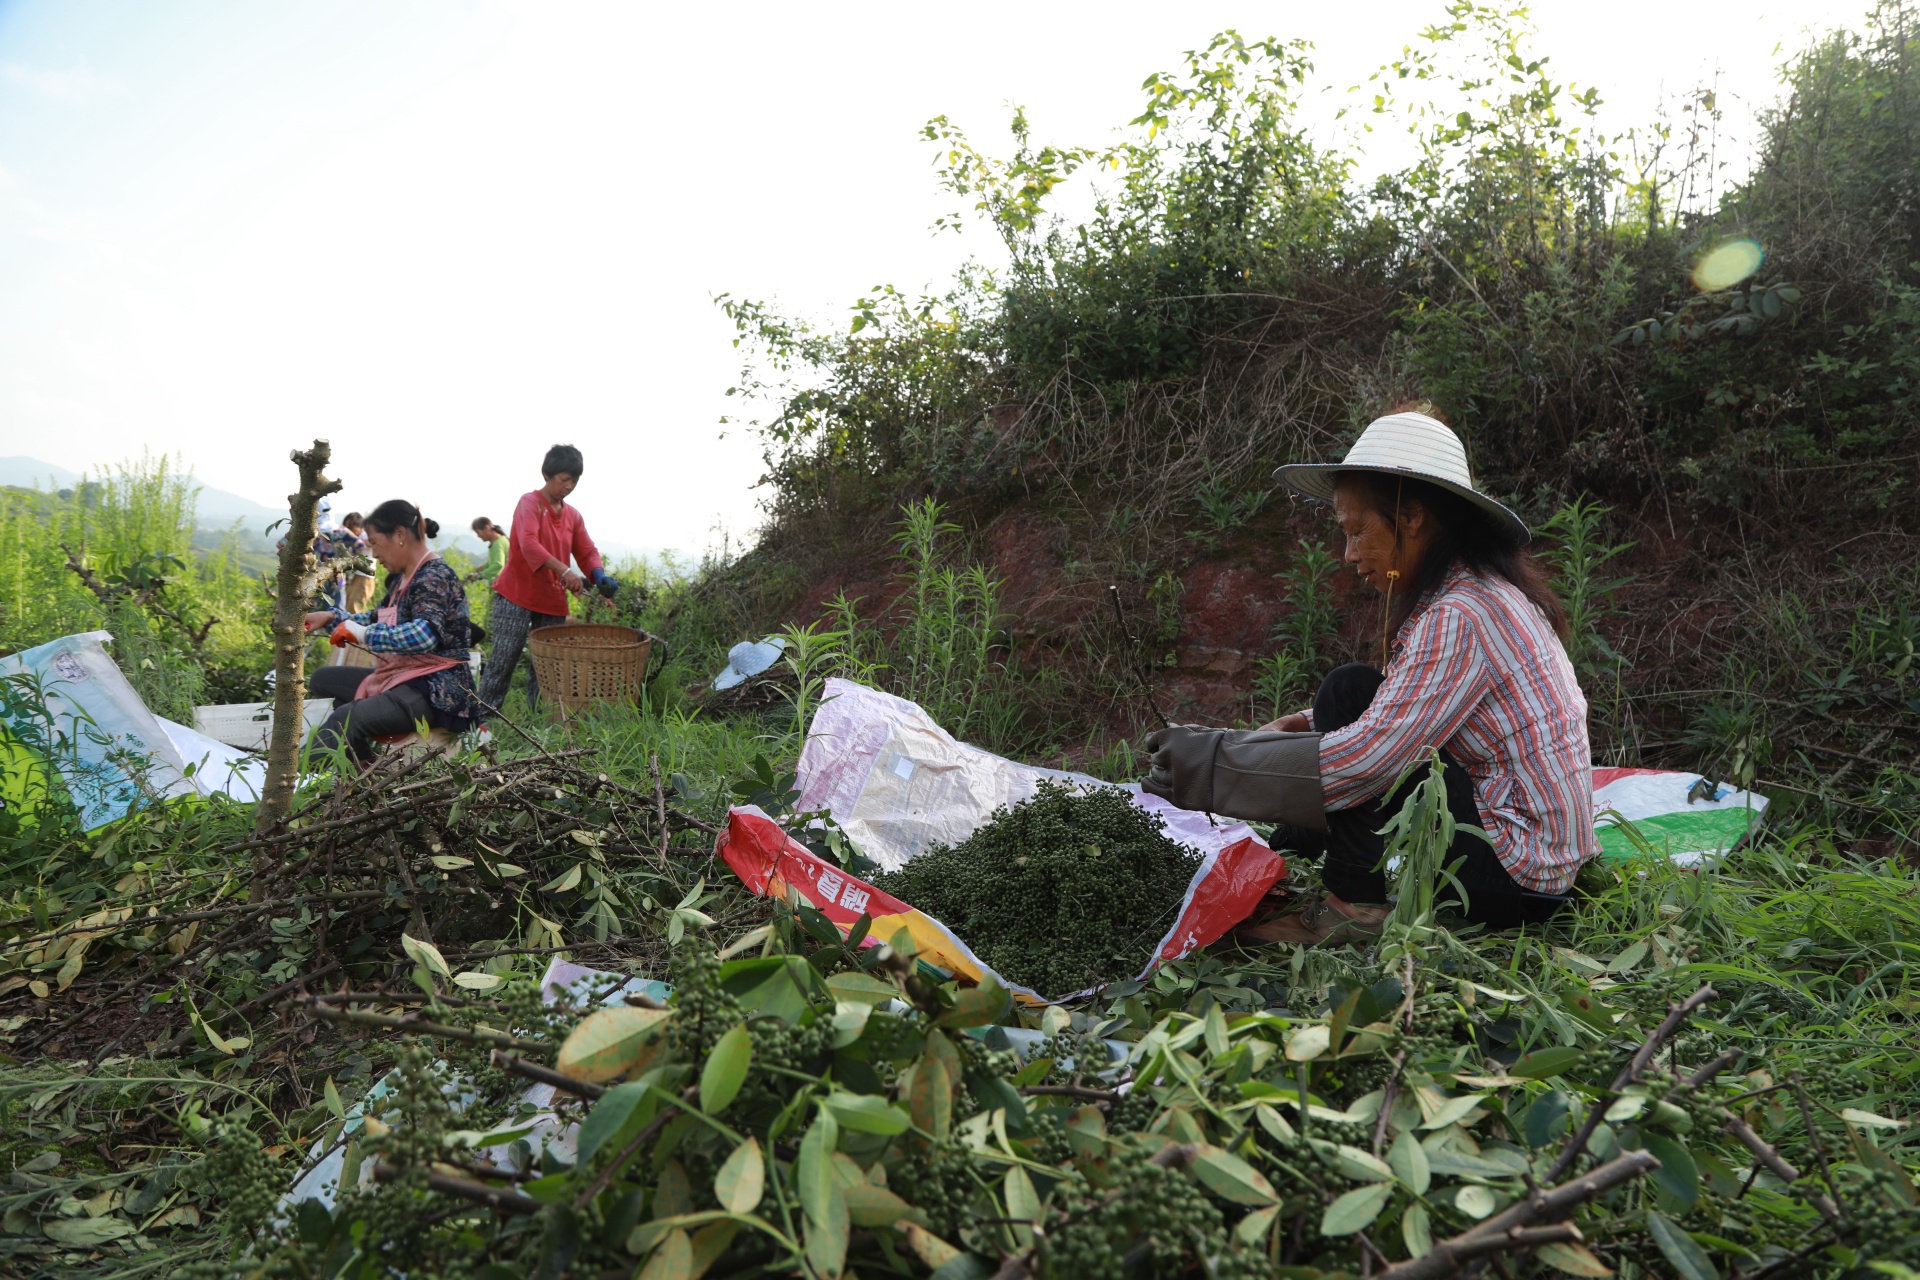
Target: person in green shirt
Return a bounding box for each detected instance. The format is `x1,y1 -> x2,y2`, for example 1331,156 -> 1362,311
470,517 -> 509,584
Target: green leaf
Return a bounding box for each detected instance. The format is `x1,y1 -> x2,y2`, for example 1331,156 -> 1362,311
798,1112 -> 839,1225
1333,1144 -> 1396,1184
577,1081 -> 651,1165
1320,1182 -> 1393,1235
716,926 -> 772,960
636,1227 -> 693,1280
825,972 -> 897,1005
1193,1145 -> 1281,1206
911,1056 -> 953,1142
1401,1202 -> 1432,1257
1510,1047 -> 1585,1079
1539,1241 -> 1615,1276
824,1091 -> 910,1135
44,1216 -> 134,1245
556,1006 -> 675,1084
1524,1090 -> 1572,1148
935,981 -> 1007,1029
1452,1184 -> 1496,1218
805,1187 -> 850,1278
1203,1003 -> 1230,1056
453,971 -> 503,990
1606,941 -> 1649,972
401,933 -> 451,979
1285,1024 -> 1330,1061
1841,1108 -> 1903,1130
700,1025 -> 752,1114
541,864 -> 583,893
1560,988 -> 1618,1033
1003,1165 -> 1040,1245
845,1183 -> 918,1228
1420,1092 -> 1488,1129
323,1076 -> 345,1120
714,1138 -> 764,1215
1220,1202 -> 1271,1247
722,956 -> 812,1024
1647,1209 -> 1719,1280
1642,1131 -> 1700,1208
690,1220 -> 741,1274
1389,1127 -> 1431,1194
830,1001 -> 871,1049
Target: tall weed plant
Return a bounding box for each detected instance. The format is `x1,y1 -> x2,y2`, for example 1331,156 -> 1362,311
0,454 -> 270,715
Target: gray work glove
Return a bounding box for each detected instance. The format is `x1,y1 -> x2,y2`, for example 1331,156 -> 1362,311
1141,725 -> 1329,832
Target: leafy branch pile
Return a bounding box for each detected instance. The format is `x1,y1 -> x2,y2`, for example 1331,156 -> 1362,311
869,780 -> 1201,997
171,881 -> 1919,1280
0,743 -> 716,1067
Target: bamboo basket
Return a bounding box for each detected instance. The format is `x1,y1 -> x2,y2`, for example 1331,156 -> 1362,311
527,623 -> 658,718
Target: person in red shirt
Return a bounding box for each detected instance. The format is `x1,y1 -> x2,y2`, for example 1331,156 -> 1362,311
476,443 -> 612,710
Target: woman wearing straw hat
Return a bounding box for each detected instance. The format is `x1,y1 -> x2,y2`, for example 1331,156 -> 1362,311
1142,406 -> 1596,944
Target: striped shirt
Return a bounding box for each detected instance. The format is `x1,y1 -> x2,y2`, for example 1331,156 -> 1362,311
1318,565 -> 1596,893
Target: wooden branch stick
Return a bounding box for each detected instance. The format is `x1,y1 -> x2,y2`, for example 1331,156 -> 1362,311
1377,1152 -> 1656,1280
489,1050 -> 606,1101
294,1000 -> 551,1053
371,1161 -> 540,1215
1721,1111 -> 1842,1222
1544,985 -> 1715,1182
1016,1084 -> 1123,1103
5,890 -> 384,952
258,440 -> 343,836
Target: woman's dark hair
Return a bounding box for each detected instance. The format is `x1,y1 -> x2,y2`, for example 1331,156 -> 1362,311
364,500 -> 440,543
1338,471 -> 1569,640
542,444 -> 584,479
471,516 -> 494,533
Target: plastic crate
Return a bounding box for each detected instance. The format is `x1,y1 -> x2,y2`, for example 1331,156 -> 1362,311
192,698 -> 333,752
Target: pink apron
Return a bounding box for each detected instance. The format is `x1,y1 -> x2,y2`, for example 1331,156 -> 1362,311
355,553 -> 462,702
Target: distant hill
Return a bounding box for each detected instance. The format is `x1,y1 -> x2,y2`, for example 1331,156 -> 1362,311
0,456 -> 284,535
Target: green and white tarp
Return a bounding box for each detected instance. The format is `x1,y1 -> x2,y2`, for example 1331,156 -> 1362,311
1591,766 -> 1767,868
0,631 -> 265,829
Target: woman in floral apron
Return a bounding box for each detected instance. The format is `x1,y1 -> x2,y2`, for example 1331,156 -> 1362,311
303,500 -> 481,762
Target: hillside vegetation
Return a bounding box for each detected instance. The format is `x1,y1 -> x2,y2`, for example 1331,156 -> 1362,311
704,1 -> 1919,835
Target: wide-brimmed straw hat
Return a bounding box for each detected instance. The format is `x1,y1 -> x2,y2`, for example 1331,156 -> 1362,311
1273,411 -> 1530,544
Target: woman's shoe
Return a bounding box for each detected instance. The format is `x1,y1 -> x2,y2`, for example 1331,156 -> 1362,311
1233,893 -> 1389,946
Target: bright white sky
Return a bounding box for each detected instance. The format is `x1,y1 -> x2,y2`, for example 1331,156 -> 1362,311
0,0 -> 1869,557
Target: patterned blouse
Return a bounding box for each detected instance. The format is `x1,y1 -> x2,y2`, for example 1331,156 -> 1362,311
1318,564 -> 1597,894
336,557 -> 480,727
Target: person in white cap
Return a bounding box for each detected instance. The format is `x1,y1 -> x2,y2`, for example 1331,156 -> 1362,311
1142,405 -> 1596,944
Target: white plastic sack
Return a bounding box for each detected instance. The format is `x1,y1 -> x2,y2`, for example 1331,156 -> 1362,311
0,631 -> 198,828
794,678 -> 1267,873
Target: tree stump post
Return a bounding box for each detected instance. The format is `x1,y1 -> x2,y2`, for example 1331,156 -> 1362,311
256,441 -> 344,836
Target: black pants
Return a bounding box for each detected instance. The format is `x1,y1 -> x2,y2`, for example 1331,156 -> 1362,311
307,666 -> 433,763
1281,664 -> 1572,928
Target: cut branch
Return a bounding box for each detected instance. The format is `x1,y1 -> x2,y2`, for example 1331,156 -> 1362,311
371,1162 -> 540,1215
1721,1110 -> 1842,1222
257,440 -> 343,836
294,999 -> 552,1053
1376,1151 -> 1657,1280
489,1050 -> 606,1101
1545,984 -> 1715,1182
